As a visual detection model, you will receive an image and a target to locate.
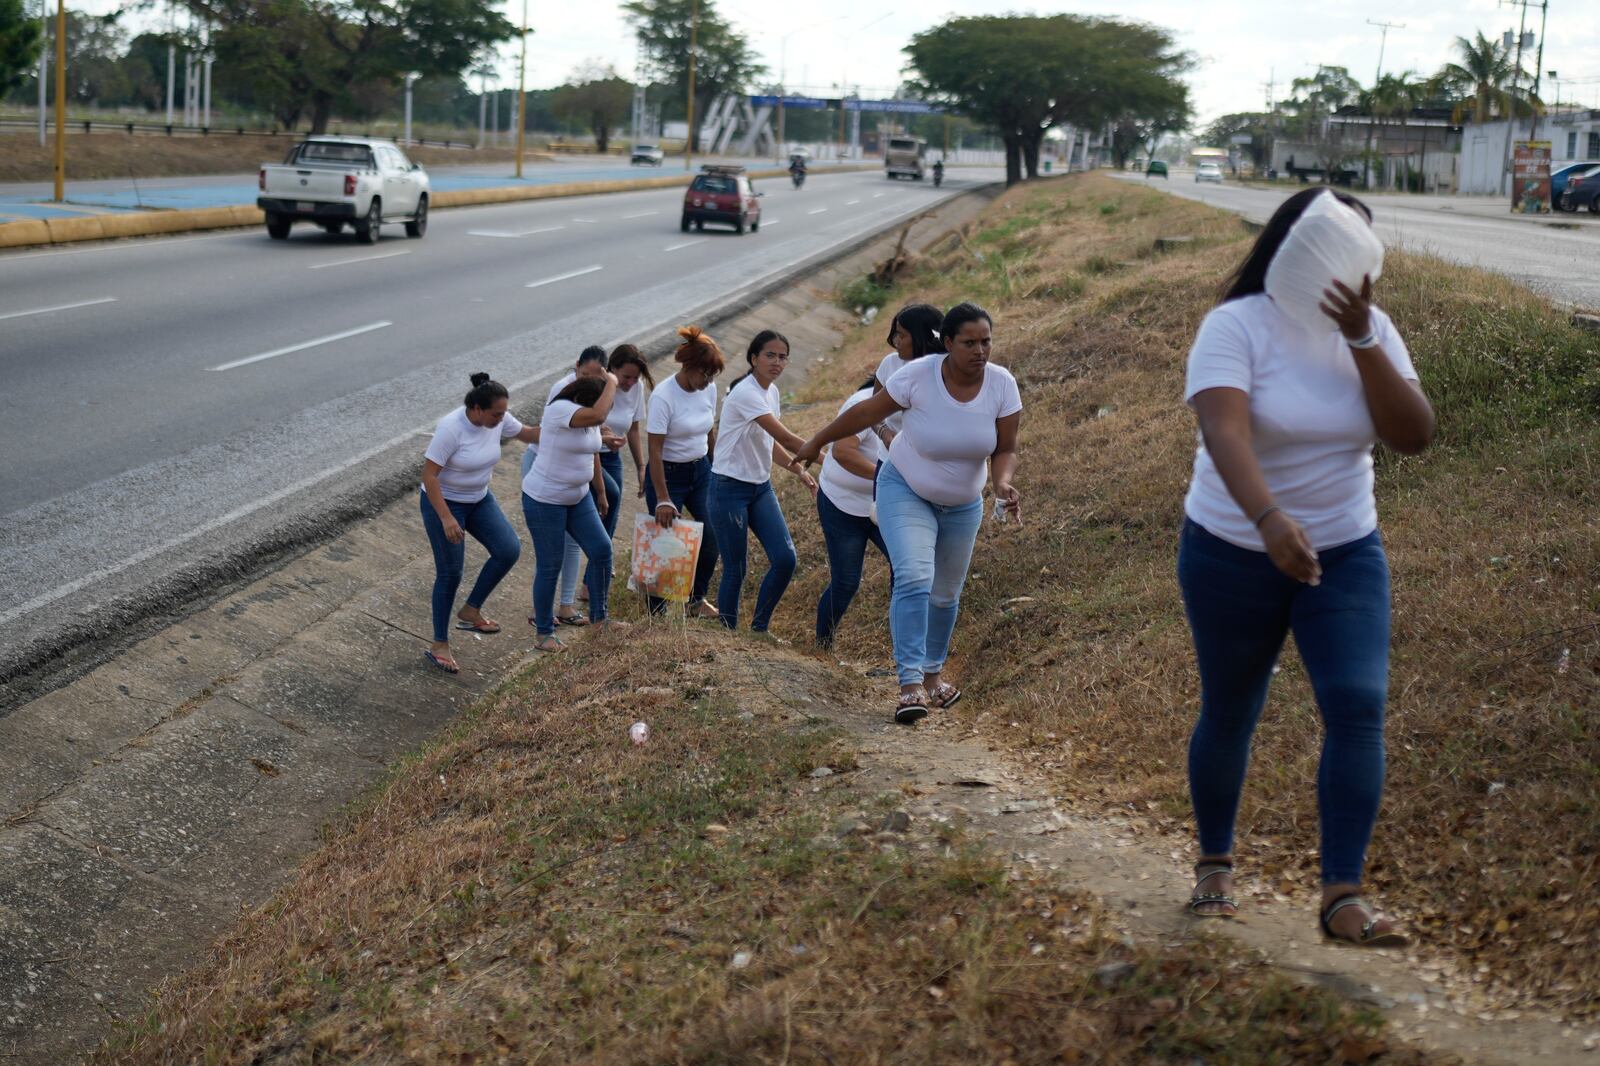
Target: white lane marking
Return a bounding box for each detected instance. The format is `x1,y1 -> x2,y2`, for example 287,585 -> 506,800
526,264 -> 604,289
0,230 -> 245,265
663,238 -> 707,251
467,225 -> 565,238
0,296 -> 117,321
808,207 -> 828,215
209,321 -> 392,372
872,192 -> 886,198
570,217 -> 597,223
761,219 -> 781,227
622,210 -> 660,219
307,249 -> 411,270
846,199 -> 861,205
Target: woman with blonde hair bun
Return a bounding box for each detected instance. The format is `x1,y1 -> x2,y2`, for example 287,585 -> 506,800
643,325 -> 726,617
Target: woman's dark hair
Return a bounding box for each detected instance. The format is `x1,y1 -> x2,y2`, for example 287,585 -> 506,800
674,324 -> 726,376
941,302 -> 993,342
857,376 -> 880,392
555,376 -> 607,407
886,303 -> 946,357
464,371 -> 508,410
1222,187 -> 1373,303
732,329 -> 789,387
607,343 -> 654,388
576,344 -> 607,368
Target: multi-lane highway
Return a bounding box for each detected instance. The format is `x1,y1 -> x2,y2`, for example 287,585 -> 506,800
0,166 -> 999,681
1118,172 -> 1600,310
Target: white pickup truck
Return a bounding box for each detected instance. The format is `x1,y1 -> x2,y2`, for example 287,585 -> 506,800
257,136 -> 430,243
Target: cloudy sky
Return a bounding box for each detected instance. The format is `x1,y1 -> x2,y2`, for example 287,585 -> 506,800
84,0 -> 1600,124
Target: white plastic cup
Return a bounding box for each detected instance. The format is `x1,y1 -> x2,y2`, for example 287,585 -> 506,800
629,721 -> 650,746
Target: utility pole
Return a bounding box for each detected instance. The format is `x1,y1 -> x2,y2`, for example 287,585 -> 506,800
514,0 -> 528,177
165,0 -> 175,125
684,0 -> 699,171
52,0 -> 64,202
1364,19 -> 1404,189
1499,0 -> 1532,199
1528,0 -> 1549,142
404,72 -> 420,146
477,68 -> 488,149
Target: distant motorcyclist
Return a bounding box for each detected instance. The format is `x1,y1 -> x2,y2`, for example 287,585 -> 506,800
932,158 -> 944,187
789,155 -> 807,189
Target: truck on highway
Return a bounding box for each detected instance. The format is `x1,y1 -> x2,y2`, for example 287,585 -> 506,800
257,137 -> 430,243
885,136 -> 927,181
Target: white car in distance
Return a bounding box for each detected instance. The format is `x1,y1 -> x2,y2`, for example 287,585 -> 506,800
631,144 -> 666,166
1195,162 -> 1225,184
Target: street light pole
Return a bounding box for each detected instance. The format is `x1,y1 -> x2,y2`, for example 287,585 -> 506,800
685,0 -> 699,171
37,0 -> 46,146
52,0 -> 65,202
515,0 -> 528,178
404,71 -> 420,146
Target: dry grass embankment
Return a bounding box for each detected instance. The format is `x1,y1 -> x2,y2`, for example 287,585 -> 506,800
98,627 -> 1416,1064
0,135 -> 545,184
765,173 -> 1600,1019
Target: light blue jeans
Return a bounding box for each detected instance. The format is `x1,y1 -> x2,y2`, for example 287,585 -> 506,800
874,461 -> 984,687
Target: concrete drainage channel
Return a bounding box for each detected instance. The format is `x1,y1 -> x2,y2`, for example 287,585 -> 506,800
0,179 -> 1001,1063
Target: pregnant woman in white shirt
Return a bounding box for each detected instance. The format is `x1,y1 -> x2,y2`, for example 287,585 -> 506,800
420,372 -> 541,674
796,303 -> 1022,724
708,330 -> 818,632
521,372 -> 622,651
1178,187 -> 1434,947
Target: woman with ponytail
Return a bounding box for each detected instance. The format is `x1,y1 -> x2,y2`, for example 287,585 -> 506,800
644,326 -> 725,618
419,372 -> 540,673
707,329 -> 817,632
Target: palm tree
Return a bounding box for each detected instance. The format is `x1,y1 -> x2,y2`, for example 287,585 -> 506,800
1438,30 -> 1539,124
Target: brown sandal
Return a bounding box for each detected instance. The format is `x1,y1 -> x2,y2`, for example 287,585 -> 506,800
1320,894 -> 1408,948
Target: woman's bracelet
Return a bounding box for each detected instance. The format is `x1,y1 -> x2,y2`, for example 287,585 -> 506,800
1347,330 -> 1379,350
1252,505 -> 1282,528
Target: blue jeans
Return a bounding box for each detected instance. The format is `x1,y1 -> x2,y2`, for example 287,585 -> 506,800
642,456 -> 719,612
874,461 -> 983,687
521,492 -> 613,637
419,489 -> 522,644
815,486 -> 890,647
709,475 -> 797,632
1177,518 -> 1391,886
558,454 -> 622,608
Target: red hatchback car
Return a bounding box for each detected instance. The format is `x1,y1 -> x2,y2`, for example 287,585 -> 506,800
681,165 -> 762,234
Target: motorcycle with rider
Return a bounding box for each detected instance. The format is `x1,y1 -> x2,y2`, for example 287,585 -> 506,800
789,153 -> 807,189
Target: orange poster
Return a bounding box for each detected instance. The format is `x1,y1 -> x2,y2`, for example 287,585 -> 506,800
1512,140 -> 1552,214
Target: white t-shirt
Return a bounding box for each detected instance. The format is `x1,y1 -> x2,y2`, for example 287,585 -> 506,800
712,376 -> 781,484
646,374 -> 719,463
522,400 -> 602,505
885,355 -> 1023,507
819,387 -> 881,518
521,372 -> 578,465
423,406 -> 525,503
606,380 -> 647,439
875,351 -> 912,434
1183,293 -> 1418,551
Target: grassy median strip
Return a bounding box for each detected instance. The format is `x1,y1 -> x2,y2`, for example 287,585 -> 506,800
772,173 -> 1600,1019
99,627 -> 1415,1063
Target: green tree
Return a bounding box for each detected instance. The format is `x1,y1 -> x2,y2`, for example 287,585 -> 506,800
1201,112 -> 1273,170
0,0 -> 43,97
1437,30 -> 1538,124
1282,65 -> 1364,180
622,0 -> 763,152
551,62 -> 633,152
183,0 -> 514,132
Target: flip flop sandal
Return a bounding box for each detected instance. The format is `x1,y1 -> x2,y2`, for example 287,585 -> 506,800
1320,894 -> 1409,948
928,682 -> 962,709
423,649 -> 459,674
555,613 -> 590,627
1187,861 -> 1237,919
455,618 -> 502,634
894,690 -> 929,725
534,635 -> 566,653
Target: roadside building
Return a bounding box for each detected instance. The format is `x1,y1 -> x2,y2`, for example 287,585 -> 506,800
1457,110 -> 1600,196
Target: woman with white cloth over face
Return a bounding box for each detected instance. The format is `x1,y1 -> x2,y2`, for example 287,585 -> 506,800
521,372 -> 624,652
419,372 -> 541,674
795,302 -> 1021,725
1176,186 -> 1433,947
707,330 -> 818,632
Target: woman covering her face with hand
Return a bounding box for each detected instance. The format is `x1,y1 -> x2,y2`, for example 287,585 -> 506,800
1177,187 -> 1434,947
521,371 -> 624,652
707,330 -> 818,632
419,371 -> 539,673
795,302 -> 1021,725
643,326 -> 725,618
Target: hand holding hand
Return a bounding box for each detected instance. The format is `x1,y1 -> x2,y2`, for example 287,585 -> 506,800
1260,510 -> 1322,585
1319,276 -> 1375,344
797,469 -> 818,498
792,438 -> 822,468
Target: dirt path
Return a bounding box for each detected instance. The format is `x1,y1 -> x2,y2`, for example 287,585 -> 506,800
774,654 -> 1598,1064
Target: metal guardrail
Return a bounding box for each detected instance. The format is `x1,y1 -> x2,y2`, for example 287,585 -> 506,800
0,118 -> 478,149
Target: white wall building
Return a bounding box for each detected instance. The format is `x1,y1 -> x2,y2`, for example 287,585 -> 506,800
1458,110 -> 1600,196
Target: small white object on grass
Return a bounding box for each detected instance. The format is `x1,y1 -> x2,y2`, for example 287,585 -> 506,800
629,721 -> 650,745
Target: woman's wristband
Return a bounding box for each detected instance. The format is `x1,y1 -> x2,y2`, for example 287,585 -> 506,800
1347,330 -> 1379,350
1252,505 -> 1281,528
